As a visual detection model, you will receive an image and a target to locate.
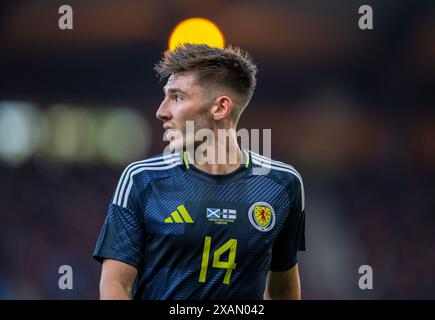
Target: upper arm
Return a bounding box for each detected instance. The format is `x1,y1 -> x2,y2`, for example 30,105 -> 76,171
267,173 -> 305,299
94,164 -> 148,298
93,203 -> 146,269
100,259 -> 138,299
264,263 -> 301,300
270,174 -> 306,271
93,165 -> 147,269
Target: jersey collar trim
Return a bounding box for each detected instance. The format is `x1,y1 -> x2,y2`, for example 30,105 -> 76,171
182,150 -> 251,184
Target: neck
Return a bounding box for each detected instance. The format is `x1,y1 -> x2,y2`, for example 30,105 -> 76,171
186,130 -> 243,175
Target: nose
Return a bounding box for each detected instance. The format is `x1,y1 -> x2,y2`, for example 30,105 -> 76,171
156,99 -> 172,122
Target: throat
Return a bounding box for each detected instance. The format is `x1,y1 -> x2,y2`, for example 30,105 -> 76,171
187,147 -> 244,175
195,161 -> 241,175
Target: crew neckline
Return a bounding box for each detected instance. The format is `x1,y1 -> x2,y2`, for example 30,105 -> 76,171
182,150 -> 251,185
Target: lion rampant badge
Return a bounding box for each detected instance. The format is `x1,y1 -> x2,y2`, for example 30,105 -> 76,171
248,202 -> 275,232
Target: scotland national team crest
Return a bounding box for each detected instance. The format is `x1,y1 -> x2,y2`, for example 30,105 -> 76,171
248,202 -> 275,232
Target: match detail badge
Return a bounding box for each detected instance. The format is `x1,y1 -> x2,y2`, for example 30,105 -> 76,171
248,202 -> 275,232
207,208 -> 237,225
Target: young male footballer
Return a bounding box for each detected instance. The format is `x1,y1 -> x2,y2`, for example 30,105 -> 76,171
93,44 -> 306,300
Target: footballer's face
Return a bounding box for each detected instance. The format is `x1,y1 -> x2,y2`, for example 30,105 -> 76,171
156,72 -> 214,151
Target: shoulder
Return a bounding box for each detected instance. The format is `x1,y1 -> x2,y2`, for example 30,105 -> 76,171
248,150 -> 305,211
112,152 -> 183,208
123,152 -> 183,180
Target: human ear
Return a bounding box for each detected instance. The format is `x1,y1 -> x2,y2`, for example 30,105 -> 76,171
212,96 -> 233,121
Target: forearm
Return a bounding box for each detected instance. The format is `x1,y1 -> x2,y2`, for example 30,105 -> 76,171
287,285 -> 301,300
269,287 -> 300,300
264,265 -> 301,300
99,259 -> 138,300
264,283 -> 300,300
100,280 -> 132,300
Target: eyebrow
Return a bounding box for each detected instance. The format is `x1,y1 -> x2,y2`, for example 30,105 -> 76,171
163,87 -> 190,96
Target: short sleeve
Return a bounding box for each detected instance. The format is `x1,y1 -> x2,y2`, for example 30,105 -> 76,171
93,170 -> 146,269
270,175 -> 306,271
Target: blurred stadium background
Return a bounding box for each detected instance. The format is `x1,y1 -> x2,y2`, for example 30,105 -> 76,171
1,0 -> 435,299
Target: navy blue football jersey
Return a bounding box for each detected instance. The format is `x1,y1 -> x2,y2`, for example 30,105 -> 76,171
93,150 -> 305,300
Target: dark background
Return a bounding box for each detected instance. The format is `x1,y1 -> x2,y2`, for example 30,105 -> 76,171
1,0 -> 434,299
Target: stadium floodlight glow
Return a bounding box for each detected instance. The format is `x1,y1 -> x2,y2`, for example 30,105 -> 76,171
168,17 -> 225,51
0,101 -> 42,165
97,108 -> 151,166
39,105 -> 98,164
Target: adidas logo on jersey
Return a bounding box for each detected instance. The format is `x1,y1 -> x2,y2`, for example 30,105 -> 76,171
164,205 -> 194,224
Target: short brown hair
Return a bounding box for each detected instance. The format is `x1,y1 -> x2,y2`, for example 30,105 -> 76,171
154,44 -> 258,109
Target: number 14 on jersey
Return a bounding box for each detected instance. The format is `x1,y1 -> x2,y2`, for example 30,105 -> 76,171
199,236 -> 238,285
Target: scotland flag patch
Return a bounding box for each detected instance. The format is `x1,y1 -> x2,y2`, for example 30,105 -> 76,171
206,208 -> 237,225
